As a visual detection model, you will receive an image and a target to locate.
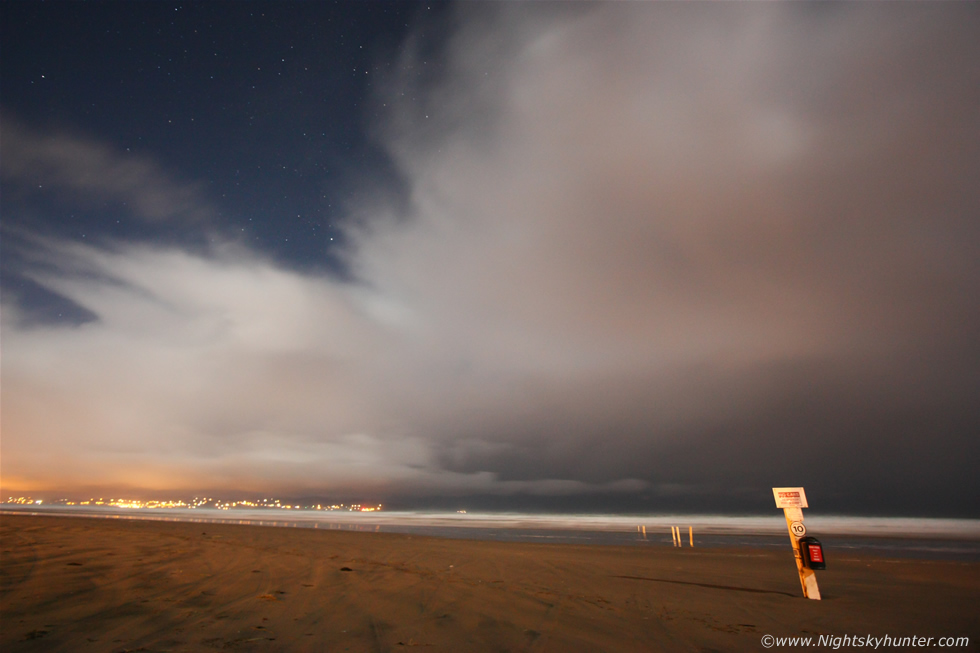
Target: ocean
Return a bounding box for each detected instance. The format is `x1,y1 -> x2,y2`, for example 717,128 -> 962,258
3,506 -> 978,561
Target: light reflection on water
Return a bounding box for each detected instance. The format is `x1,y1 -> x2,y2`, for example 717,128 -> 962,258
3,506 -> 978,561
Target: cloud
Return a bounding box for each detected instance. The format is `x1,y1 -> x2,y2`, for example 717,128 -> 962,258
360,3 -> 977,371
1,237 -> 653,497
0,114 -> 212,223
350,4 -> 979,481
3,4 -> 979,511
1,239 -> 397,494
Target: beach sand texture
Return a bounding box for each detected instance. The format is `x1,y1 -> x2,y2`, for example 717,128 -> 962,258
1,514 -> 977,652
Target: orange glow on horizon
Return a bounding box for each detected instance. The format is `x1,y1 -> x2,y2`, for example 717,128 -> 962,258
2,496 -> 384,513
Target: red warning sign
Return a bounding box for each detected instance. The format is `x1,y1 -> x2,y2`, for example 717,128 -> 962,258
808,544 -> 824,563
772,487 -> 809,508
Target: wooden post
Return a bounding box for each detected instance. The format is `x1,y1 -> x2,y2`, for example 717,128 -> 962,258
783,507 -> 820,599
773,488 -> 821,600
688,526 -> 693,547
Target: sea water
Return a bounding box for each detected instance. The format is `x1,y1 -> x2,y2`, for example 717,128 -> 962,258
3,505 -> 978,561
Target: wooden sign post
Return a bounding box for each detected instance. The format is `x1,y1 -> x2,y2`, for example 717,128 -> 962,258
772,487 -> 821,600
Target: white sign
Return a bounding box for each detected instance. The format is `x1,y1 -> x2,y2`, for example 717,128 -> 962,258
790,521 -> 807,538
773,487 -> 808,509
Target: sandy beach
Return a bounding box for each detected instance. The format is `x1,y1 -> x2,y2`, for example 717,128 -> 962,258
2,514 -> 976,652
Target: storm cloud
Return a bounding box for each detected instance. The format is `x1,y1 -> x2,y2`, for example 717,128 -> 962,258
2,3 -> 978,513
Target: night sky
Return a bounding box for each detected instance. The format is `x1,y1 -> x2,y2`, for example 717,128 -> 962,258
2,2 -> 978,516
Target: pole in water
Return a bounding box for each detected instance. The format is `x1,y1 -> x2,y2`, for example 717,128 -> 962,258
689,526 -> 693,547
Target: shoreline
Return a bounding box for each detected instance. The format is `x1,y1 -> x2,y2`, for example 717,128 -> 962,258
4,507 -> 979,562
2,513 -> 977,651
6,506 -> 979,536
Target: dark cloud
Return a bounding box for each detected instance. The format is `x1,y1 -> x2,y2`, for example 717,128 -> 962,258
2,3 -> 978,514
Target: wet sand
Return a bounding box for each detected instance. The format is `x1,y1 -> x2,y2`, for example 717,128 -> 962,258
1,514 -> 977,652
